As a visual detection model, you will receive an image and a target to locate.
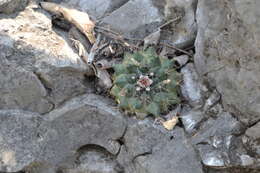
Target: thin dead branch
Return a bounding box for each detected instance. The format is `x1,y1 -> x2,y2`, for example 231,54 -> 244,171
159,16 -> 181,29
87,34 -> 102,64
160,43 -> 193,57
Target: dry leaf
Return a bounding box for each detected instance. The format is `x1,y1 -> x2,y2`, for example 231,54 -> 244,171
162,116 -> 179,131
40,2 -> 96,44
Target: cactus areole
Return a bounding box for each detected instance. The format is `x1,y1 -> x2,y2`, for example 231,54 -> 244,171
111,48 -> 181,118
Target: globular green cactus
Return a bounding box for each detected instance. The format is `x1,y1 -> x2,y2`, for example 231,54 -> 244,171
110,48 -> 181,118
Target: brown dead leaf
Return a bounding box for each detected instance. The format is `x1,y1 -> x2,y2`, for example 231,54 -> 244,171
162,116 -> 179,131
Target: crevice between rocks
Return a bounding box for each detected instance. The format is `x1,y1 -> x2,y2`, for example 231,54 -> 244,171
132,151 -> 153,163
115,125 -> 128,157
32,71 -> 55,114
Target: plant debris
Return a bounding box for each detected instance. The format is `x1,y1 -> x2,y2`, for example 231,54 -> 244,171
40,2 -> 96,44
162,116 -> 179,131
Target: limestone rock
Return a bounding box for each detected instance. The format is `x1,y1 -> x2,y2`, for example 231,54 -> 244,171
192,112 -> 244,145
181,63 -> 207,107
121,119 -> 204,173
181,109 -> 205,134
194,0 -> 260,125
160,0 -> 197,48
192,112 -> 249,168
0,3 -> 94,111
38,94 -> 126,164
62,148 -> 123,173
101,0 -> 165,39
203,90 -> 221,112
0,50 -> 53,114
243,122 -> 260,156
62,0 -> 129,19
0,110 -> 42,172
0,94 -> 126,172
0,0 -> 28,14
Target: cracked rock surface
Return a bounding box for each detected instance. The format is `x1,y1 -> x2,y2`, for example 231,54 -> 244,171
195,0 -> 260,125
0,1 -> 94,112
0,94 -> 126,172
123,120 -> 204,173
0,0 -> 260,173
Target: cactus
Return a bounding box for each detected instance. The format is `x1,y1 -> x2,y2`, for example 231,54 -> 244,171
110,48 -> 181,118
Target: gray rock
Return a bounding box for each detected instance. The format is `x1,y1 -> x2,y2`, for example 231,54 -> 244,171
194,0 -> 260,125
0,110 -> 42,172
200,149 -> 227,167
0,54 -> 53,114
160,0 -> 197,48
192,112 -> 244,145
205,104 -> 223,118
143,29 -> 161,49
100,0 -> 197,47
245,122 -> 260,140
0,94 -> 126,172
203,90 -> 221,111
38,94 -> 126,164
62,0 -> 129,19
181,63 -> 207,107
62,149 -> 123,173
25,162 -> 56,173
101,0 -> 164,39
0,0 -> 28,14
181,109 -> 205,134
0,4 -> 94,111
116,145 -> 137,173
243,122 -> 260,156
122,119 -> 204,173
240,155 -> 255,167
206,168 -> 260,173
173,55 -> 189,67
192,112 -> 250,168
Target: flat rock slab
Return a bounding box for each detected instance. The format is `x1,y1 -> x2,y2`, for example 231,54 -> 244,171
62,149 -> 123,173
243,122 -> 260,156
121,120 -> 204,173
0,94 -> 126,172
0,0 -> 28,14
0,110 -> 42,172
192,112 -> 244,145
62,0 -> 129,19
194,0 -> 260,125
191,112 -> 247,168
101,0 -> 164,39
160,0 -> 197,48
0,3 -> 94,111
38,94 -> 126,163
181,63 -> 207,107
0,52 -> 53,114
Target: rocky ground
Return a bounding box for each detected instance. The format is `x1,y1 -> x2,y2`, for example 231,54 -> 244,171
0,0 -> 259,173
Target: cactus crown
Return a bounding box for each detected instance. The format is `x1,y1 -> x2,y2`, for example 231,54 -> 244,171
111,48 -> 181,118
